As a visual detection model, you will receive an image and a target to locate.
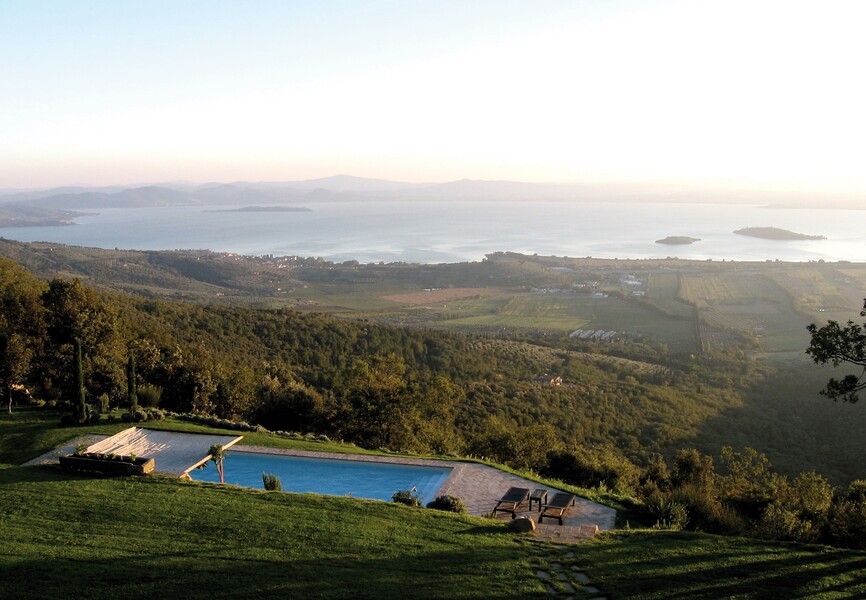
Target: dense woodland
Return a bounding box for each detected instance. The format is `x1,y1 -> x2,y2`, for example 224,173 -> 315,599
2,249 -> 866,549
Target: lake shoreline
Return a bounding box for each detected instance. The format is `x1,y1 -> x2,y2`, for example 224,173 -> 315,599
0,200 -> 862,264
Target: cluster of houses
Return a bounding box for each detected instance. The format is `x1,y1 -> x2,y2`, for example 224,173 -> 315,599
533,374 -> 563,386
569,329 -> 618,341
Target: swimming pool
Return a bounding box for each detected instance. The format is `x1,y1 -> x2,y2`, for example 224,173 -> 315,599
189,451 -> 453,506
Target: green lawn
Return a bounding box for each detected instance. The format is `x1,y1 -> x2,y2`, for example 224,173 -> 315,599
5,410 -> 866,599
0,465 -> 545,600
559,531 -> 866,599
1,411 -> 544,599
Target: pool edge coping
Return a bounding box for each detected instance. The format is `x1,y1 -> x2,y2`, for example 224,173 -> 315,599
229,445 -> 463,503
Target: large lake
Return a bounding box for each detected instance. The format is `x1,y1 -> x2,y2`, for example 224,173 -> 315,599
1,201 -> 864,263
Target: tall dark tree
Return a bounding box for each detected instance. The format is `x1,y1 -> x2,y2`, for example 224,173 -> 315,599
806,299 -> 866,403
41,278 -> 123,401
74,338 -> 86,422
0,258 -> 44,410
0,332 -> 31,414
127,352 -> 137,412
337,355 -> 410,449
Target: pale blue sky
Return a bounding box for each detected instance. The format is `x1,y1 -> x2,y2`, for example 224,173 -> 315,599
2,0 -> 864,193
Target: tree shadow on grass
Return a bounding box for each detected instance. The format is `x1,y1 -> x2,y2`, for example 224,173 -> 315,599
459,524 -> 508,535
581,532 -> 866,599
0,546 -> 547,600
0,464 -> 97,484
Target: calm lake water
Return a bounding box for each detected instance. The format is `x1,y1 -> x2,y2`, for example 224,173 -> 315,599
2,201 -> 864,263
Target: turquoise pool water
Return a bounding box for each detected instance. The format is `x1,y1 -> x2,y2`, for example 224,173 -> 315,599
189,452 -> 452,505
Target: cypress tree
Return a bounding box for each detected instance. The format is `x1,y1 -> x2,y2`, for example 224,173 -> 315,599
127,353 -> 137,412
74,338 -> 86,422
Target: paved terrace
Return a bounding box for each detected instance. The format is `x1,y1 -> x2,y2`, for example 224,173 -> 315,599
26,433 -> 616,542
24,428 -> 243,476
234,445 -> 617,541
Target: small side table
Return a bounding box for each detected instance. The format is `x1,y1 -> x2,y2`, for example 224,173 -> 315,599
529,488 -> 548,512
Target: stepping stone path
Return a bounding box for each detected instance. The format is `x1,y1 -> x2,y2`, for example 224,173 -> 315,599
533,549 -> 607,599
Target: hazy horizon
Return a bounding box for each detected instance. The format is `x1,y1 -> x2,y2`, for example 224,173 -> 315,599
3,0 -> 865,196
3,174 -> 864,211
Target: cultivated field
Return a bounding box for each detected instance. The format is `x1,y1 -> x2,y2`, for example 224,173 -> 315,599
382,287 -> 500,306
3,239 -> 864,360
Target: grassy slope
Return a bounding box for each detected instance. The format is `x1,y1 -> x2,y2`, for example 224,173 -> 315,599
0,409 -> 634,516
3,411 -> 866,599
1,408 -> 544,600
0,466 -> 544,600
569,531 -> 866,599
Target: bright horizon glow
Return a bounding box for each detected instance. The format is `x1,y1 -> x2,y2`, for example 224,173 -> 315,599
2,0 -> 865,195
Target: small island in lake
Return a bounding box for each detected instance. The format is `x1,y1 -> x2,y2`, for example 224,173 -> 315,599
205,206 -> 311,213
655,236 -> 701,245
733,227 -> 825,241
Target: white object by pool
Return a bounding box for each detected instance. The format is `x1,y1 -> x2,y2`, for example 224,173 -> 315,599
189,451 -> 453,506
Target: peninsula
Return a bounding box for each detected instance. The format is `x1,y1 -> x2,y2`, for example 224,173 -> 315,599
0,205 -> 88,228
734,227 -> 825,241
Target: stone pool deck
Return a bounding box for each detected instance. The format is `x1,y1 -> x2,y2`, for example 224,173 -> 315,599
26,433 -> 616,541
24,428 -> 243,476
234,445 -> 617,539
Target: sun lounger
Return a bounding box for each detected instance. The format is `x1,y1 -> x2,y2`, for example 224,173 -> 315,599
492,486 -> 530,518
539,492 -> 576,525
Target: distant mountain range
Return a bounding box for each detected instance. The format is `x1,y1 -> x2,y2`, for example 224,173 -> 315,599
0,175 -> 860,227
0,175 -> 603,210
0,176 -> 608,226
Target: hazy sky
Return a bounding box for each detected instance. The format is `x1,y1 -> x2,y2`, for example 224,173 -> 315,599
2,0 -> 865,192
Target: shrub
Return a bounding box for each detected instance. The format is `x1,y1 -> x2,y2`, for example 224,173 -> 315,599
97,394 -> 110,414
61,405 -> 100,426
672,448 -> 715,490
541,446 -> 639,494
144,407 -> 165,421
644,494 -> 689,530
670,484 -> 746,535
426,495 -> 467,513
122,408 -> 148,423
137,384 -> 163,408
262,472 -> 283,491
392,488 -> 421,507
839,480 -> 866,504
828,499 -> 866,549
758,502 -> 819,543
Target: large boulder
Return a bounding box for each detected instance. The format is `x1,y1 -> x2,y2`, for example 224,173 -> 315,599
507,516 -> 536,533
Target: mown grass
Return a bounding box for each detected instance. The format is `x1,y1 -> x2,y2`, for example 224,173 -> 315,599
5,410 -> 866,598
560,531 -> 866,599
0,465 -> 545,600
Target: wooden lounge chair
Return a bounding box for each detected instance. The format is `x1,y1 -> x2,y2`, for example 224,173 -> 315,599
539,492 -> 576,525
492,486 -> 530,518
